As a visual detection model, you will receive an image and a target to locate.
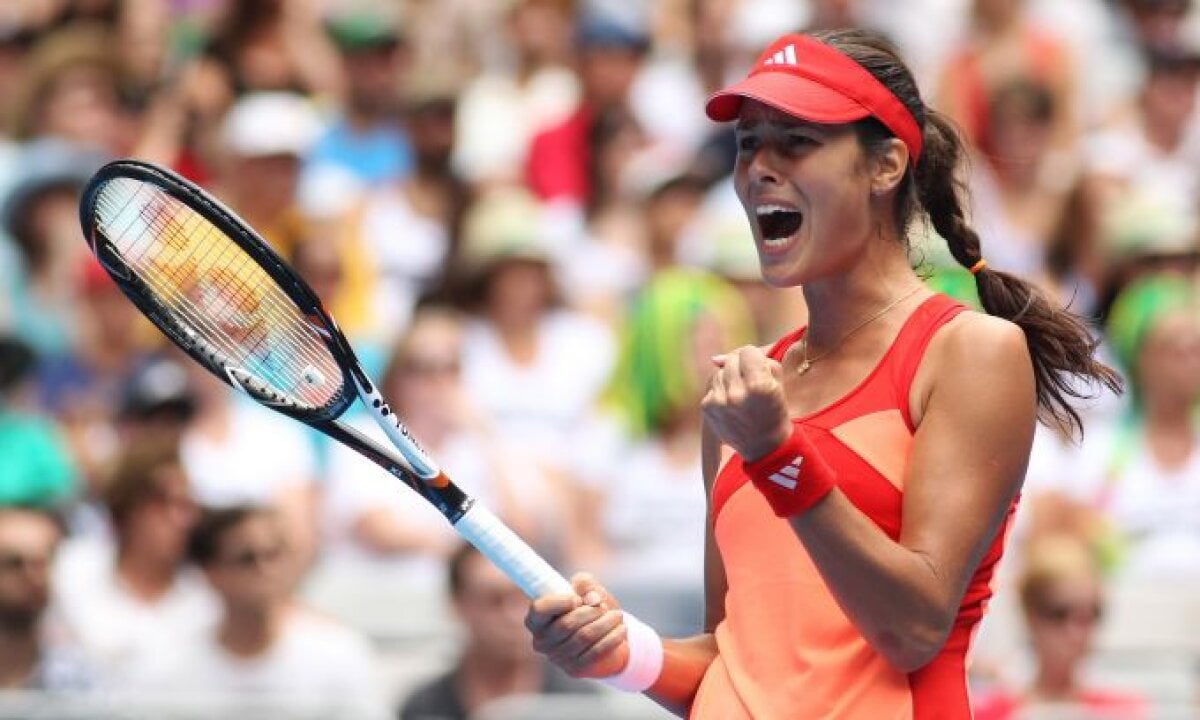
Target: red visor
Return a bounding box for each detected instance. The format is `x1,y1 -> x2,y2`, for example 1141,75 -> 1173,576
707,34 -> 923,161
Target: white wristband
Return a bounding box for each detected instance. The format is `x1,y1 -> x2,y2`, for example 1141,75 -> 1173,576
600,611 -> 663,692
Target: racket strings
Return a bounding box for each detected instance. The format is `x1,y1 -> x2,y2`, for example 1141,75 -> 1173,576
110,183 -> 327,379
109,181 -> 339,394
124,192 -> 338,404
92,178 -> 342,410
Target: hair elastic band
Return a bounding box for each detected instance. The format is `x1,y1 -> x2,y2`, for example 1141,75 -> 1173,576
969,259 -> 988,275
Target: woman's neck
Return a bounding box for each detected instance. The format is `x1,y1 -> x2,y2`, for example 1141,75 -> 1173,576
800,240 -> 923,350
1141,392 -> 1196,431
0,628 -> 38,689
1030,665 -> 1078,701
1140,395 -> 1197,469
490,314 -> 540,365
458,649 -> 543,712
116,550 -> 176,602
218,604 -> 284,658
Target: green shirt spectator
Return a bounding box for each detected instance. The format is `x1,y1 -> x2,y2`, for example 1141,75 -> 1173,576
0,336 -> 76,508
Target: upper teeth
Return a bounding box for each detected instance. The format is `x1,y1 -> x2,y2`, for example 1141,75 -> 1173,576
756,204 -> 794,216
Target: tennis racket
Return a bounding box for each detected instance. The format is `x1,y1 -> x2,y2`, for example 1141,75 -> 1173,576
78,159 -> 571,599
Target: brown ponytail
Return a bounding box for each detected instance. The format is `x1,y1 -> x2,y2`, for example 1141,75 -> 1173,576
813,29 -> 1121,437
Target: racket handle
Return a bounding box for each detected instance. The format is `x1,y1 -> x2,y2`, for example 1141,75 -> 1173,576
454,503 -> 573,598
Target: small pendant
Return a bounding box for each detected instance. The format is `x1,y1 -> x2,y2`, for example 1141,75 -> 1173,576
797,360 -> 811,375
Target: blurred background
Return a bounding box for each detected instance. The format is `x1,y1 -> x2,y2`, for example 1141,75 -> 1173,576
0,0 -> 1198,718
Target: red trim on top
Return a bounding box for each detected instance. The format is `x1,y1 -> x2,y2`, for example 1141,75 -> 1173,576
710,294 -> 968,520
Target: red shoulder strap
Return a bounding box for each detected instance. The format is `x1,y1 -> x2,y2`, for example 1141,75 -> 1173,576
888,294 -> 969,425
766,326 -> 806,362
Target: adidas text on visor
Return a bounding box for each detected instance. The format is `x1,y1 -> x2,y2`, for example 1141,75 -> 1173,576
706,34 -> 923,162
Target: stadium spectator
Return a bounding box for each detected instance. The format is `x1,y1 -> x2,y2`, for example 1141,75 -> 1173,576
36,258 -> 150,497
937,0 -> 1078,153
0,335 -> 75,510
324,79 -> 468,344
212,91 -> 322,257
0,506 -> 90,691
159,505 -> 386,718
452,0 -> 579,187
457,186 -> 615,477
321,306 -> 543,589
969,79 -> 1085,292
525,8 -> 649,207
7,23 -> 127,154
305,10 -> 412,190
114,354 -> 198,448
972,534 -> 1146,719
1069,274 -> 1200,581
1085,44 -> 1200,294
52,438 -> 217,688
0,140 -> 107,357
399,542 -> 591,720
177,356 -> 319,577
179,0 -> 342,125
575,269 -> 754,635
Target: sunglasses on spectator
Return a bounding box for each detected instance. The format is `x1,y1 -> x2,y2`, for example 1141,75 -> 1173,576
402,357 -> 461,377
0,551 -> 52,574
219,543 -> 286,570
146,485 -> 197,511
1035,601 -> 1103,626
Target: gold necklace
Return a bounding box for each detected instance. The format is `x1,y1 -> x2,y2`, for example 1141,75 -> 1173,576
797,285 -> 922,375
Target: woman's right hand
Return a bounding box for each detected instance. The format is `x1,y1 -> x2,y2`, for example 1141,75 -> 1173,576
525,573 -> 630,679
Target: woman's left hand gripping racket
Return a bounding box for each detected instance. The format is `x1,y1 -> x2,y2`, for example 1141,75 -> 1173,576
79,159 -> 572,598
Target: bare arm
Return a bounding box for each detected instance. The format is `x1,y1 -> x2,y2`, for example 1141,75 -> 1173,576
705,315 -> 1035,672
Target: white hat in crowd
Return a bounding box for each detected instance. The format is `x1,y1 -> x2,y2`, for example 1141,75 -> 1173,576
220,92 -> 324,159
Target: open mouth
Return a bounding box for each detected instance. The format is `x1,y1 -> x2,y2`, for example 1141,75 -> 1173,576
756,206 -> 803,247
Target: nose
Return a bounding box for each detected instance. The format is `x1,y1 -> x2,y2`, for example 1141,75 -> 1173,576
744,144 -> 784,190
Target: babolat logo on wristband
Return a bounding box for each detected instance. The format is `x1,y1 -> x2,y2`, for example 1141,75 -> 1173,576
768,457 -> 805,490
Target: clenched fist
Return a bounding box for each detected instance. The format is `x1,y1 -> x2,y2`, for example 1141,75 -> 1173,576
701,345 -> 793,462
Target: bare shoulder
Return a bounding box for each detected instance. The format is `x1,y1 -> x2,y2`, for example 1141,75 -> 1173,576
935,311 -> 1031,368
911,310 -> 1034,426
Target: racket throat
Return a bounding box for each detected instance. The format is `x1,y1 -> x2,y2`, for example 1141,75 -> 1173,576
226,367 -> 303,410
352,376 -> 441,479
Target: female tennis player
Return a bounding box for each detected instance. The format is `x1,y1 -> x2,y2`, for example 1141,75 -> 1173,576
526,29 -> 1120,718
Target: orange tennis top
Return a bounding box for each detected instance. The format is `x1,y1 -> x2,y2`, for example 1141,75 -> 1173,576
691,294 -> 1016,720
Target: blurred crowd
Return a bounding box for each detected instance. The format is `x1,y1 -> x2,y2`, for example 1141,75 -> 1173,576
0,0 -> 1198,717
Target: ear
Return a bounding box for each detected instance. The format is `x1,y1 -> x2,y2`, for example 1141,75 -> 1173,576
869,138 -> 910,196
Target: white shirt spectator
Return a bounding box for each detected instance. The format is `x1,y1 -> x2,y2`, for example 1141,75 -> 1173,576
452,67 -> 579,184
319,413 -> 562,590
181,400 -> 318,509
595,438 -> 706,587
154,608 -> 387,720
51,541 -> 219,689
1055,419 -> 1200,582
461,311 -> 615,470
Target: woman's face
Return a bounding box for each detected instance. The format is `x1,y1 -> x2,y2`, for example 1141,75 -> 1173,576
1026,576 -> 1103,675
484,260 -> 554,322
389,317 -> 464,423
732,100 -> 876,288
1137,310 -> 1200,404
205,513 -> 291,610
987,101 -> 1052,175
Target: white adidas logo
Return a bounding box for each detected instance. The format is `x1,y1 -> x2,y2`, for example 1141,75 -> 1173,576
768,456 -> 804,490
762,43 -> 799,67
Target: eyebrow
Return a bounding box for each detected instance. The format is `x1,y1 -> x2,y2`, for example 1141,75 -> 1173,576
734,117 -> 827,134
